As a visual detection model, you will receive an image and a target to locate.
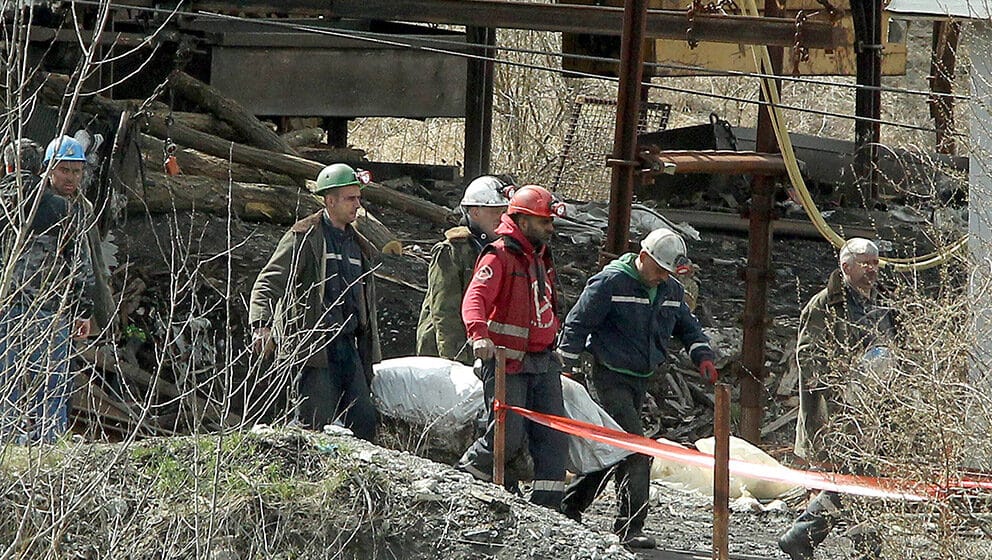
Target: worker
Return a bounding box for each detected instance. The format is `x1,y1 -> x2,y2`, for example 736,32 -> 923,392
416,175 -> 510,364
249,163 -> 381,442
778,238 -> 894,560
557,227 -> 717,549
42,135 -> 115,335
0,137 -> 95,443
457,184 -> 568,510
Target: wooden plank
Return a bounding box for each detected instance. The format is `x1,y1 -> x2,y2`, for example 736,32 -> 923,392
760,407 -> 799,438
122,0 -> 845,49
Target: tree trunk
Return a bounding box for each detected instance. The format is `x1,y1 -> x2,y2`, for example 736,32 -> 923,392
172,111 -> 239,141
133,173 -> 404,253
282,127 -> 326,148
140,134 -> 296,185
169,71 -> 297,155
133,172 -> 320,224
356,208 -> 402,255
38,73 -> 455,226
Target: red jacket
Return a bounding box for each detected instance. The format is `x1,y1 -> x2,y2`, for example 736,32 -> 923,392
461,214 -> 560,373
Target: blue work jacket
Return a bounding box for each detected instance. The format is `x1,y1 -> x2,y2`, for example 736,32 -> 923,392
558,253 -> 714,376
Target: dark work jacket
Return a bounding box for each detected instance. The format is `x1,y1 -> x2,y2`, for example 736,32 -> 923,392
249,211 -> 381,380
558,253 -> 713,376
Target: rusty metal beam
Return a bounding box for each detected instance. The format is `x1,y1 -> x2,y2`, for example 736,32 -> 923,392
851,0 -> 883,203
604,0 -> 649,259
713,383 -> 731,560
738,0 -> 784,444
133,0 -> 845,49
655,209 -> 876,240
930,20 -> 961,155
639,150 -> 788,175
464,26 -> 495,178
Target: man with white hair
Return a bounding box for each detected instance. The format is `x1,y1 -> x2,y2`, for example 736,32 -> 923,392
778,238 -> 895,560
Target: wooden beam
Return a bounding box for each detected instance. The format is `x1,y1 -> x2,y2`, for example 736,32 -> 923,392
639,150 -> 789,175
137,0 -> 845,49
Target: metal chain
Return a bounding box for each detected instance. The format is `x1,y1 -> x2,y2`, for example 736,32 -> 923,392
815,0 -> 842,22
686,0 -> 700,49
792,10 -> 811,76
687,0 -> 742,49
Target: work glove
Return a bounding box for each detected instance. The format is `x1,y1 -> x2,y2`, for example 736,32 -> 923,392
472,338 -> 495,360
698,359 -> 718,384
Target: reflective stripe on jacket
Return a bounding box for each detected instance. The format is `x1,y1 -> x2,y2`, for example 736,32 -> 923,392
558,255 -> 713,376
461,215 -> 559,373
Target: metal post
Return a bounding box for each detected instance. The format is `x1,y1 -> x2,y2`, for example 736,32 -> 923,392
604,0 -> 649,257
324,117 -> 349,149
464,26 -> 495,179
930,20 -> 961,155
852,0 -> 882,204
493,347 -> 507,487
713,383 -> 731,560
739,0 -> 782,443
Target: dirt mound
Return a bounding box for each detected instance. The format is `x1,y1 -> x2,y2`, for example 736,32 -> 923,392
0,428 -> 634,559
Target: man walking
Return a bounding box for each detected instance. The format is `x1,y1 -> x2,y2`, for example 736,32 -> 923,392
778,237 -> 894,560
457,184 -> 567,509
557,227 -> 717,548
249,163 -> 380,442
416,175 -> 509,364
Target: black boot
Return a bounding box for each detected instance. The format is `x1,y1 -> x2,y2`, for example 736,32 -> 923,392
778,491 -> 842,560
619,530 -> 656,549
615,518 -> 656,549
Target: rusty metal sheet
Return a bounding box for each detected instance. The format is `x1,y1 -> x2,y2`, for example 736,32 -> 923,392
201,20 -> 467,118
210,46 -> 466,117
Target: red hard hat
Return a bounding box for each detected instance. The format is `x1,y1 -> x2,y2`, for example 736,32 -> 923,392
506,185 -> 566,218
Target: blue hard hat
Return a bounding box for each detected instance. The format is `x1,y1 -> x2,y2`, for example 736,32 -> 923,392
43,135 -> 86,164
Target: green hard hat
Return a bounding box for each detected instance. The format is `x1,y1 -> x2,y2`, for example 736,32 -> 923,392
313,163 -> 361,195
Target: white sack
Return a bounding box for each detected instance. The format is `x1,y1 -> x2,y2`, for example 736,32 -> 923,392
371,357 -> 632,475
371,357 -> 485,433
650,434 -> 799,500
561,376 -> 633,474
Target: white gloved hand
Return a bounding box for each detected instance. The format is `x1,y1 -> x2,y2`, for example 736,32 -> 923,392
472,338 -> 495,360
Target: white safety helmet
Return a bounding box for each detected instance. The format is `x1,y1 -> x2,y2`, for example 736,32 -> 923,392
461,176 -> 511,208
641,227 -> 688,273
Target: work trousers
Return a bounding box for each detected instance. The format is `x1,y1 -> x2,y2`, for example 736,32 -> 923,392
458,352 -> 567,509
0,306 -> 73,444
297,335 -> 377,442
561,363 -> 651,536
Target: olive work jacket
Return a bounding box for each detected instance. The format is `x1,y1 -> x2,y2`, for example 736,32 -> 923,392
249,211 -> 381,380
415,225 -> 482,364
794,268 -> 895,461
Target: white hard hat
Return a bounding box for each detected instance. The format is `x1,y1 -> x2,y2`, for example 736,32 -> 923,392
461,176 -> 510,207
641,227 -> 687,273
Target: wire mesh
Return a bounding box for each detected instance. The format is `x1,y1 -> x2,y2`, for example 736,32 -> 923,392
553,96 -> 671,202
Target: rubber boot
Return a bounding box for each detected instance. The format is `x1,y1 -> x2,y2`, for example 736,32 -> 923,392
778,491 -> 842,560
614,517 -> 656,549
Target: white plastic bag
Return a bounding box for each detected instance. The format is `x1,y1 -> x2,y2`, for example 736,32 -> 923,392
650,435 -> 799,500
561,376 -> 633,474
371,357 -> 485,433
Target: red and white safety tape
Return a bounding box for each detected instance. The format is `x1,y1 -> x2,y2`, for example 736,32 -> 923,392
497,402 -> 992,501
